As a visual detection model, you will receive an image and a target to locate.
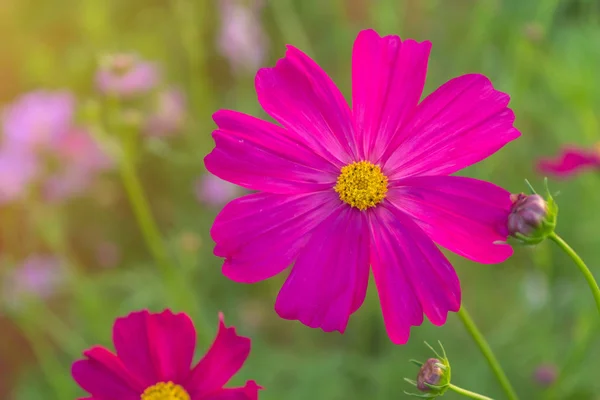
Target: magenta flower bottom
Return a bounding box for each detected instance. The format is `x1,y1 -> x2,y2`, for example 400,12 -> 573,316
72,310 -> 260,399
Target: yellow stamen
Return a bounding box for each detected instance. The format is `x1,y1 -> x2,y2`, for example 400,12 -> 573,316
140,382 -> 190,400
334,161 -> 388,211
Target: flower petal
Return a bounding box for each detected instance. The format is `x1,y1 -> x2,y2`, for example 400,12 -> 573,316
205,110 -> 338,194
113,310 -> 196,386
202,381 -> 262,400
255,45 -> 357,166
537,146 -> 600,177
274,206 -> 370,333
389,175 -> 513,264
212,191 -> 341,283
186,313 -> 252,397
368,206 -> 461,344
383,74 -> 520,178
352,29 -> 431,161
71,346 -> 142,399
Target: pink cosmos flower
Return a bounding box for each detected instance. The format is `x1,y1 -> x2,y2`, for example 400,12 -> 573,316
537,145 -> 600,178
43,128 -> 113,201
2,255 -> 64,309
72,310 -> 261,400
1,90 -> 74,151
217,0 -> 268,74
96,53 -> 159,97
204,29 -> 520,344
0,90 -> 113,203
143,88 -> 187,137
196,174 -> 240,208
0,146 -> 37,204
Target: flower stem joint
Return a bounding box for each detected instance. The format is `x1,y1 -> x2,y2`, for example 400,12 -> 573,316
405,342 -> 451,398
508,179 -> 558,245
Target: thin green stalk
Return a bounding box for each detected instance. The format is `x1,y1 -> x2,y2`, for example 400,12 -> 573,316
17,316 -> 70,399
119,155 -> 173,281
116,125 -> 207,342
457,307 -> 519,400
548,232 -> 600,314
449,383 -> 494,400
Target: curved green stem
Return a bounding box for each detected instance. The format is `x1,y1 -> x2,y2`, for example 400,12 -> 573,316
548,232 -> 600,314
449,383 -> 494,400
457,307 -> 519,400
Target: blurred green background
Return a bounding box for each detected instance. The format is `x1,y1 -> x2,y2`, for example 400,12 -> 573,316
1,0 -> 600,399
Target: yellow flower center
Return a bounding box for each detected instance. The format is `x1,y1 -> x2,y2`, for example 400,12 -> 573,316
334,161 -> 388,211
140,382 -> 190,400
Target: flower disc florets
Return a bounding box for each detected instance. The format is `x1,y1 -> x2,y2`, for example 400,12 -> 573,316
334,161 -> 388,210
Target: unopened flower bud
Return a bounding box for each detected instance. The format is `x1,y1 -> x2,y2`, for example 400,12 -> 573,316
417,358 -> 445,391
533,363 -> 558,387
508,193 -> 546,235
405,342 -> 451,398
508,187 -> 557,245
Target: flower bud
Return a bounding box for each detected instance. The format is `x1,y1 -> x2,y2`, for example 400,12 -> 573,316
417,358 -> 445,391
405,342 -> 451,398
508,187 -> 557,245
533,363 -> 558,387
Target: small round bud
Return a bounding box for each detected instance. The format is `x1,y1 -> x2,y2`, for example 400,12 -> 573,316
508,193 -> 547,235
417,358 -> 444,391
533,364 -> 558,387
508,192 -> 557,245
404,342 -> 451,398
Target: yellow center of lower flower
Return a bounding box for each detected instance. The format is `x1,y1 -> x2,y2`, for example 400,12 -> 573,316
334,161 -> 388,210
140,382 -> 190,400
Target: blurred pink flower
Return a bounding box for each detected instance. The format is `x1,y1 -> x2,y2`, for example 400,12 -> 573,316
0,90 -> 113,203
195,174 -> 240,207
533,364 -> 558,387
43,128 -> 113,202
205,29 -> 520,344
95,241 -> 121,269
0,147 -> 37,204
143,88 -> 187,137
537,145 -> 600,178
95,53 -> 159,97
2,255 -> 64,308
218,0 -> 268,74
2,90 -> 74,151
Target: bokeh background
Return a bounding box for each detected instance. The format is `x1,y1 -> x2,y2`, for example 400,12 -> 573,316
1,0 -> 600,398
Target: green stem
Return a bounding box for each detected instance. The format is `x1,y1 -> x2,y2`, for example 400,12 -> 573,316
119,135 -> 174,283
548,232 -> 600,314
448,383 -> 494,400
457,307 -> 519,400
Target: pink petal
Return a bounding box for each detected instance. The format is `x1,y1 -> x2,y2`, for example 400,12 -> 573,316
71,346 -> 142,399
186,313 -> 252,397
202,381 -> 262,400
537,146 -> 600,177
368,206 -> 461,344
205,110 -> 337,194
274,206 -> 370,333
255,45 -> 357,166
113,310 -> 196,386
352,29 -> 431,161
388,175 -> 513,264
383,74 -> 520,179
212,191 -> 340,283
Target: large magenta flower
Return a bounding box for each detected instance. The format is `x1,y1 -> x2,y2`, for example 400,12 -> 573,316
72,310 -> 260,400
205,29 -> 520,344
